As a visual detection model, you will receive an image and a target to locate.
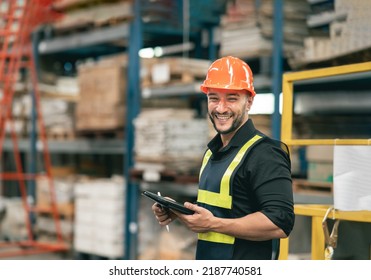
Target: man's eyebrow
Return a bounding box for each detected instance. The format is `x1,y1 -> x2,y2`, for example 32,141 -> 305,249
226,93 -> 240,97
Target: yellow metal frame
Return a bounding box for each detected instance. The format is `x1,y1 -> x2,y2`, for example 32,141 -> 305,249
280,205 -> 371,260
281,61 -> 371,146
279,61 -> 371,260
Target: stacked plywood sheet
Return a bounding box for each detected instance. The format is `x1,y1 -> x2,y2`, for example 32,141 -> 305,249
259,0 -> 310,54
134,108 -> 209,175
52,0 -> 133,34
219,0 -> 271,58
219,0 -> 310,59
289,0 -> 371,68
330,0 -> 371,57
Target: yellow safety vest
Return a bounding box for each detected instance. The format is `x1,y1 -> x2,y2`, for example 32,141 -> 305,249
197,134 -> 263,245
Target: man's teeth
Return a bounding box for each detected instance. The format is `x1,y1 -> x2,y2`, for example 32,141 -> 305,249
216,115 -> 230,120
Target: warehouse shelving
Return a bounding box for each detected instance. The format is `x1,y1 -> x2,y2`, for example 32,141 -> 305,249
4,0 -> 370,260
19,0 -> 227,260
6,0 -> 228,260
3,139 -> 124,154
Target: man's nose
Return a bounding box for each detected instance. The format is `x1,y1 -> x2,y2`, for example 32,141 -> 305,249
216,99 -> 228,112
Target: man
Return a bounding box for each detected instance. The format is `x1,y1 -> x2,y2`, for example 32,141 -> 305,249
152,56 -> 294,260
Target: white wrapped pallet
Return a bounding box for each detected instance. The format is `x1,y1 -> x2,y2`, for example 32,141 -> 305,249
73,176 -> 126,259
333,146 -> 371,211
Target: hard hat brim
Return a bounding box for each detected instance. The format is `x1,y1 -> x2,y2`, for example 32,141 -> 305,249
200,84 -> 256,97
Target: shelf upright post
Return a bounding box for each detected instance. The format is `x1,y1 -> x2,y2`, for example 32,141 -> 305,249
124,0 -> 142,260
272,0 -> 284,140
207,25 -> 217,61
270,0 -> 284,259
29,28 -> 43,205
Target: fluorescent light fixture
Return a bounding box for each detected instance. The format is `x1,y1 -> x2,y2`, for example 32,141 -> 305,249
138,42 -> 194,58
138,47 -> 155,58
250,93 -> 274,114
249,93 -> 283,115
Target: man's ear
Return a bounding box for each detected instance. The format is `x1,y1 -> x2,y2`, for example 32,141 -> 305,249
246,95 -> 254,111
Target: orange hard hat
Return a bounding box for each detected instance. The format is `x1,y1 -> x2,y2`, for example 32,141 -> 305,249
200,56 -> 256,97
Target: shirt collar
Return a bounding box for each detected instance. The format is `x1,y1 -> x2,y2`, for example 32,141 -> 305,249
207,119 -> 257,153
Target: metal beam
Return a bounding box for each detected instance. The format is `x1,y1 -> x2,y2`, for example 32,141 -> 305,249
38,23 -> 130,54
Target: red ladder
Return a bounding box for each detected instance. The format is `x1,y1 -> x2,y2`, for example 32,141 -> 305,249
0,0 -> 67,258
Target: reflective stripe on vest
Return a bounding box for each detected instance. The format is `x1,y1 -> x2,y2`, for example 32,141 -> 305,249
197,134 -> 263,244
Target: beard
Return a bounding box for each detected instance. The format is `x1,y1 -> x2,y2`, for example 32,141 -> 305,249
208,110 -> 246,135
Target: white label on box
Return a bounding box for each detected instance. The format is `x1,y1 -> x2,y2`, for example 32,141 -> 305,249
143,170 -> 160,182
151,63 -> 170,84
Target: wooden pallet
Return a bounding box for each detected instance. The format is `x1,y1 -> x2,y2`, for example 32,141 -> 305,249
52,1 -> 133,35
75,128 -> 124,139
47,129 -> 75,140
34,203 -> 75,219
130,168 -> 198,184
293,179 -> 333,196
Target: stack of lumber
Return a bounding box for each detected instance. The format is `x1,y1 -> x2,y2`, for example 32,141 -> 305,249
133,108 -> 209,175
52,0 -> 133,34
219,0 -> 271,58
260,0 -> 310,56
219,0 -> 310,59
289,0 -> 371,68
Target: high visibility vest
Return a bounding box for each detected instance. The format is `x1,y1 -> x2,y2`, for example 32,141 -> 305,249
196,134 -> 265,260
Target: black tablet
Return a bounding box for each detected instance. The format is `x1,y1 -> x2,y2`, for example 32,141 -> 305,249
142,191 -> 195,215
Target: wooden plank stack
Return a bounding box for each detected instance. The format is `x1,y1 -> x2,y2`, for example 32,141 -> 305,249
289,0 -> 371,68
219,0 -> 271,58
52,0 -> 133,34
134,108 -> 209,175
219,0 -> 310,60
259,0 -> 310,55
